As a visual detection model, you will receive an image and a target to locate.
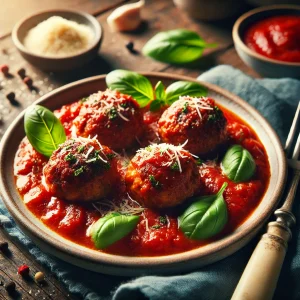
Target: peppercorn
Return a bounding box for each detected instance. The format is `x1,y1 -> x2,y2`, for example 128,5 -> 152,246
23,76 -> 33,87
18,264 -> 30,277
34,271 -> 45,283
17,68 -> 26,79
6,92 -> 15,102
0,241 -> 8,252
125,41 -> 138,54
0,64 -> 9,75
4,281 -> 16,294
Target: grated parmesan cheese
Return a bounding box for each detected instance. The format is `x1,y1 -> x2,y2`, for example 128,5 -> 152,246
23,16 -> 94,57
92,194 -> 145,216
136,142 -> 198,173
85,89 -> 131,122
176,96 -> 213,120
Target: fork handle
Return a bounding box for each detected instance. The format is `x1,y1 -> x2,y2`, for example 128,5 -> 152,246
231,221 -> 292,300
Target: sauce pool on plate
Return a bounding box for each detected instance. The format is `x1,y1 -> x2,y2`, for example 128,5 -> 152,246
244,15 -> 300,63
14,90 -> 270,257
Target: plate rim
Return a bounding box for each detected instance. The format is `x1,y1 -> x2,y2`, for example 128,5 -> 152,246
0,72 -> 287,273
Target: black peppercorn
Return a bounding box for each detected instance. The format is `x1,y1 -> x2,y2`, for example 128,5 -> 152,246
125,41 -> 138,54
0,241 -> 8,252
6,92 -> 15,102
17,68 -> 26,79
5,281 -> 16,294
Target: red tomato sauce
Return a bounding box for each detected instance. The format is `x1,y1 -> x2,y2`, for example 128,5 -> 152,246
244,15 -> 300,63
14,101 -> 270,257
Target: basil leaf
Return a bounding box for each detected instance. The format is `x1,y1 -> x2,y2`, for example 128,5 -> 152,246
155,81 -> 166,101
142,29 -> 217,64
91,213 -> 140,249
179,182 -> 228,240
150,100 -> 162,112
165,81 -> 208,104
24,105 -> 66,157
221,145 -> 256,183
106,70 -> 154,108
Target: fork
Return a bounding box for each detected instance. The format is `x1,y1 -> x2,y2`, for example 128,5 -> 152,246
232,102 -> 300,300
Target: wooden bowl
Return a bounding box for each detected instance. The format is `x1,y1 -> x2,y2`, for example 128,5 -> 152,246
232,5 -> 300,78
12,9 -> 102,72
173,0 -> 243,21
0,73 -> 286,276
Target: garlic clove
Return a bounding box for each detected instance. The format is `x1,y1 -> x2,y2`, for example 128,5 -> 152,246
107,0 -> 145,32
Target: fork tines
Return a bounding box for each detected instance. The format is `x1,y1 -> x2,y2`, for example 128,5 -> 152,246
285,102 -> 300,160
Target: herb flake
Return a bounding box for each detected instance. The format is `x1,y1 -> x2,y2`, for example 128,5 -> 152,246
151,225 -> 161,229
159,216 -> 167,225
149,175 -> 161,189
74,166 -> 85,176
77,145 -> 85,153
170,161 -> 180,171
65,153 -> 77,164
182,102 -> 189,114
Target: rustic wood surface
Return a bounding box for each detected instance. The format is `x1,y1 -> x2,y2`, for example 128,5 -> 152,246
0,0 -> 259,299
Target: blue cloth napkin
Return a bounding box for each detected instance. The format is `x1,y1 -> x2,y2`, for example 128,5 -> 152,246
0,65 -> 299,300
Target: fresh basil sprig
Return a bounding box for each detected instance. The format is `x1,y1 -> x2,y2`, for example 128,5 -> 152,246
106,70 -> 208,110
106,69 -> 153,108
142,29 -> 217,64
221,145 -> 256,183
155,81 -> 166,101
165,81 -> 208,104
91,212 -> 140,249
24,105 -> 66,157
150,81 -> 166,112
179,182 -> 228,240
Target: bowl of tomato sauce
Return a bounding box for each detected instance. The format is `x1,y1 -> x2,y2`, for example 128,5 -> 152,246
233,5 -> 300,78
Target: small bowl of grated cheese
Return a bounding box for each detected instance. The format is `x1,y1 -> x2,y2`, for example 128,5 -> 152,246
12,10 -> 102,71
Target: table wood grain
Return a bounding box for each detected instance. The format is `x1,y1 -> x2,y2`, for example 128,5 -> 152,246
0,0 -> 258,298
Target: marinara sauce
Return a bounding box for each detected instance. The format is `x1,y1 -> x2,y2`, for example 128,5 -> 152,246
244,15 -> 300,62
14,100 -> 270,257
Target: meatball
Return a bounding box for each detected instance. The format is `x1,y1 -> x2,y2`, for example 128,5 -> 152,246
43,137 -> 119,202
125,143 -> 200,209
158,96 -> 227,156
72,89 -> 144,151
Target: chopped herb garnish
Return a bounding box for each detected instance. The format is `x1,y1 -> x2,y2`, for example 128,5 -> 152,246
65,144 -> 73,150
159,216 -> 167,225
145,146 -> 152,152
80,97 -> 88,103
65,153 -> 77,164
182,102 -> 189,114
108,107 -> 118,120
103,162 -> 111,170
77,145 -> 85,153
149,175 -> 161,189
120,103 -> 128,108
74,166 -> 85,176
107,153 -> 116,160
151,225 -> 161,229
207,106 -> 223,122
196,158 -> 203,166
170,161 -> 180,171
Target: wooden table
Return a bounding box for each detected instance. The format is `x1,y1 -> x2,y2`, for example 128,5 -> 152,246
0,0 -> 259,298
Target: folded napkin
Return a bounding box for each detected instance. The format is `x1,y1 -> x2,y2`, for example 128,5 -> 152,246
0,65 -> 299,300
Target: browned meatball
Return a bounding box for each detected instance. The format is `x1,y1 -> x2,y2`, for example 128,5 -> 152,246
158,97 -> 227,156
125,143 -> 200,209
43,138 -> 119,202
72,89 -> 144,151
